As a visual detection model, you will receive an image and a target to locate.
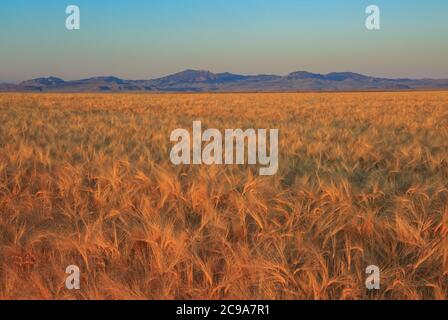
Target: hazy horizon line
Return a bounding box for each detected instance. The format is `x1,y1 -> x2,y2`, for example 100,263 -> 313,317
3,68 -> 448,84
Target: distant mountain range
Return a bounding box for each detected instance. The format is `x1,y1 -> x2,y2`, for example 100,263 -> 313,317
2,69 -> 448,92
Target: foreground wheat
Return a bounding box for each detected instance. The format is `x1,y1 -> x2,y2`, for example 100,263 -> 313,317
0,92 -> 447,299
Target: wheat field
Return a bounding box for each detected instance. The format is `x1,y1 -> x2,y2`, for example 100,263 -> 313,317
0,92 -> 447,300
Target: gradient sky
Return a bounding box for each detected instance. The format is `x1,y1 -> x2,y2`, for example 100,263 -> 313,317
1,0 -> 447,83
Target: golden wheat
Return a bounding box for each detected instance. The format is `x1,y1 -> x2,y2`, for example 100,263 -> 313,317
0,92 -> 447,299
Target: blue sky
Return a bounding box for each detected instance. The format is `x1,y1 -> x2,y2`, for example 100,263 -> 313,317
1,0 -> 447,82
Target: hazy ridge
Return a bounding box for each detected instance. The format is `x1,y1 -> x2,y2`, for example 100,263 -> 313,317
2,69 -> 448,92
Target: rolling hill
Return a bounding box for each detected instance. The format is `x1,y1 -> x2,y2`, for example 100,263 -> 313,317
1,69 -> 448,92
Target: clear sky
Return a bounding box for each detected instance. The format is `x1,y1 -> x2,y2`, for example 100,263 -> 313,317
1,0 -> 447,83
